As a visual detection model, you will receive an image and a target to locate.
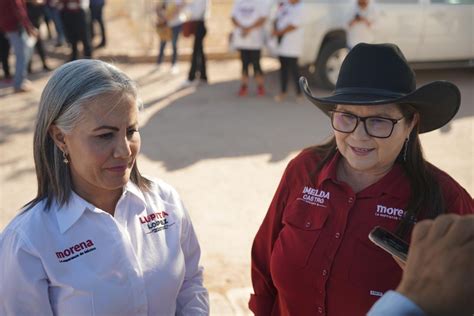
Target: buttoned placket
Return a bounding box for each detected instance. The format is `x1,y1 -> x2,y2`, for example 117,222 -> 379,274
113,192 -> 149,315
115,223 -> 148,315
315,186 -> 355,316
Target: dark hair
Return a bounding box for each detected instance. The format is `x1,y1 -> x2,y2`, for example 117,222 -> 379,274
395,104 -> 445,238
310,104 -> 445,239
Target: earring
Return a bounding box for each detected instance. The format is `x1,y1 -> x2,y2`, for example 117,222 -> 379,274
62,151 -> 69,164
403,137 -> 409,162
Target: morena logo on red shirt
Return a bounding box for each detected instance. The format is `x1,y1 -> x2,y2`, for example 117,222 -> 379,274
298,186 -> 331,207
375,204 -> 405,220
139,211 -> 175,234
55,239 -> 96,263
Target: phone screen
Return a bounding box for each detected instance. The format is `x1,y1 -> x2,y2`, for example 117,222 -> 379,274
369,226 -> 409,263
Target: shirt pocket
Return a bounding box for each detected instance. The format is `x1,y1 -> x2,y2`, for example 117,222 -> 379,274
348,237 -> 402,291
275,199 -> 330,268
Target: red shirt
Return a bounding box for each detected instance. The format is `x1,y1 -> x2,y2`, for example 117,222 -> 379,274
0,0 -> 32,33
250,148 -> 473,316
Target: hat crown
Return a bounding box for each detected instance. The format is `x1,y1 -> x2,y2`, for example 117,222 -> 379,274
336,43 -> 416,96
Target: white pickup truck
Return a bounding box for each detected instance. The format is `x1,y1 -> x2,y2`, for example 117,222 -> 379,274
283,0 -> 474,89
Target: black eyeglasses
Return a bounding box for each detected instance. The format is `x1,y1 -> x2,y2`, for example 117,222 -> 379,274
329,110 -> 404,138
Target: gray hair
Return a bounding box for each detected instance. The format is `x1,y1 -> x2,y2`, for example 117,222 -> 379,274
28,59 -> 150,211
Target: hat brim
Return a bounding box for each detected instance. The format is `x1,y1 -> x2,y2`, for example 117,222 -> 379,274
300,77 -> 461,133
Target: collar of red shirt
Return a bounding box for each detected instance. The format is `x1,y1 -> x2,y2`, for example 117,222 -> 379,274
315,151 -> 409,199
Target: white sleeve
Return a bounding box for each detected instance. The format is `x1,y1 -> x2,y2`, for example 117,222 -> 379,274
368,5 -> 378,24
231,1 -> 239,19
346,5 -> 357,26
367,291 -> 425,316
0,229 -> 53,316
169,189 -> 209,315
290,4 -> 303,28
258,1 -> 269,18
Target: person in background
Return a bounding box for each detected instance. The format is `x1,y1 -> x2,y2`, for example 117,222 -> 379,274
368,214 -> 474,315
44,0 -> 66,47
26,0 -> 52,73
182,0 -> 209,87
89,0 -> 106,48
249,43 -> 473,315
0,0 -> 38,93
156,0 -> 185,74
231,0 -> 268,97
0,59 -> 209,315
272,0 -> 304,103
347,0 -> 376,49
58,0 -> 92,60
0,31 -> 12,83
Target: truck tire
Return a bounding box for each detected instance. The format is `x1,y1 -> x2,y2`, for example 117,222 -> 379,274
316,39 -> 349,90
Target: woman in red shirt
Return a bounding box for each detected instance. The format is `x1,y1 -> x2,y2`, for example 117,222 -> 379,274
249,43 -> 473,316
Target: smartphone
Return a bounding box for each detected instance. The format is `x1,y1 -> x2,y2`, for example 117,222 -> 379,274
369,226 -> 409,263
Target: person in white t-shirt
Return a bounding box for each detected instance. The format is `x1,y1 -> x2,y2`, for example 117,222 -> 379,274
156,0 -> 186,74
272,0 -> 304,102
231,0 -> 268,97
347,0 -> 376,49
0,59 -> 209,315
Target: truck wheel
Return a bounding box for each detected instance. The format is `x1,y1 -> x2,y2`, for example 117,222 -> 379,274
316,39 -> 349,90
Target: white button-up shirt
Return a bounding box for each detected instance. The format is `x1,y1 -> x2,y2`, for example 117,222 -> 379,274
0,179 -> 209,316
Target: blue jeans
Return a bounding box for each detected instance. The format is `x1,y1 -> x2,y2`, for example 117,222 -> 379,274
6,29 -> 34,89
44,5 -> 65,44
157,24 -> 182,65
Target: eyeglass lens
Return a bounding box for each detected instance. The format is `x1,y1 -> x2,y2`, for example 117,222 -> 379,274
331,112 -> 395,138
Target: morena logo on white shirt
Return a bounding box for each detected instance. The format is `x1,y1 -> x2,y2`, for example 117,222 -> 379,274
139,211 -> 175,234
55,239 -> 96,263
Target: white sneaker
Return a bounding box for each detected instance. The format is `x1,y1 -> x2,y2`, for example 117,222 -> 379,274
14,80 -> 33,93
179,79 -> 193,89
170,64 -> 180,75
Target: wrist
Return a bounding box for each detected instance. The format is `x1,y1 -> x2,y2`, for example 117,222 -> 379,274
396,283 -> 429,314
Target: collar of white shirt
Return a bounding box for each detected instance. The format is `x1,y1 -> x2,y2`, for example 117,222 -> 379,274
55,182 -> 147,234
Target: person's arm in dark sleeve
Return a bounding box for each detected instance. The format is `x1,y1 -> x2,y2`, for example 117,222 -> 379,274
13,0 -> 36,35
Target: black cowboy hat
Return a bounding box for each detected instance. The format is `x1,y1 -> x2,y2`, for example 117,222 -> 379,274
300,43 -> 461,133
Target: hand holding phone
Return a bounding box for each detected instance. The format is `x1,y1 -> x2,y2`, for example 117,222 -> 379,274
369,226 -> 409,263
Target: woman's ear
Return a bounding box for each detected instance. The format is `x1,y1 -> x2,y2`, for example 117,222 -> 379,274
49,125 -> 67,151
408,112 -> 420,135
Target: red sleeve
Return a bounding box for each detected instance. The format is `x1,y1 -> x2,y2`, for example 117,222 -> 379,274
249,165 -> 291,315
14,0 -> 33,30
432,164 -> 474,214
442,179 -> 473,215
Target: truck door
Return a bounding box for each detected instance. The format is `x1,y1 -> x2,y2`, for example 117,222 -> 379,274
372,0 -> 424,60
419,0 -> 473,61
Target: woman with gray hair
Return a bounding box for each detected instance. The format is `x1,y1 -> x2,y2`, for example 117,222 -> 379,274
0,59 -> 209,315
